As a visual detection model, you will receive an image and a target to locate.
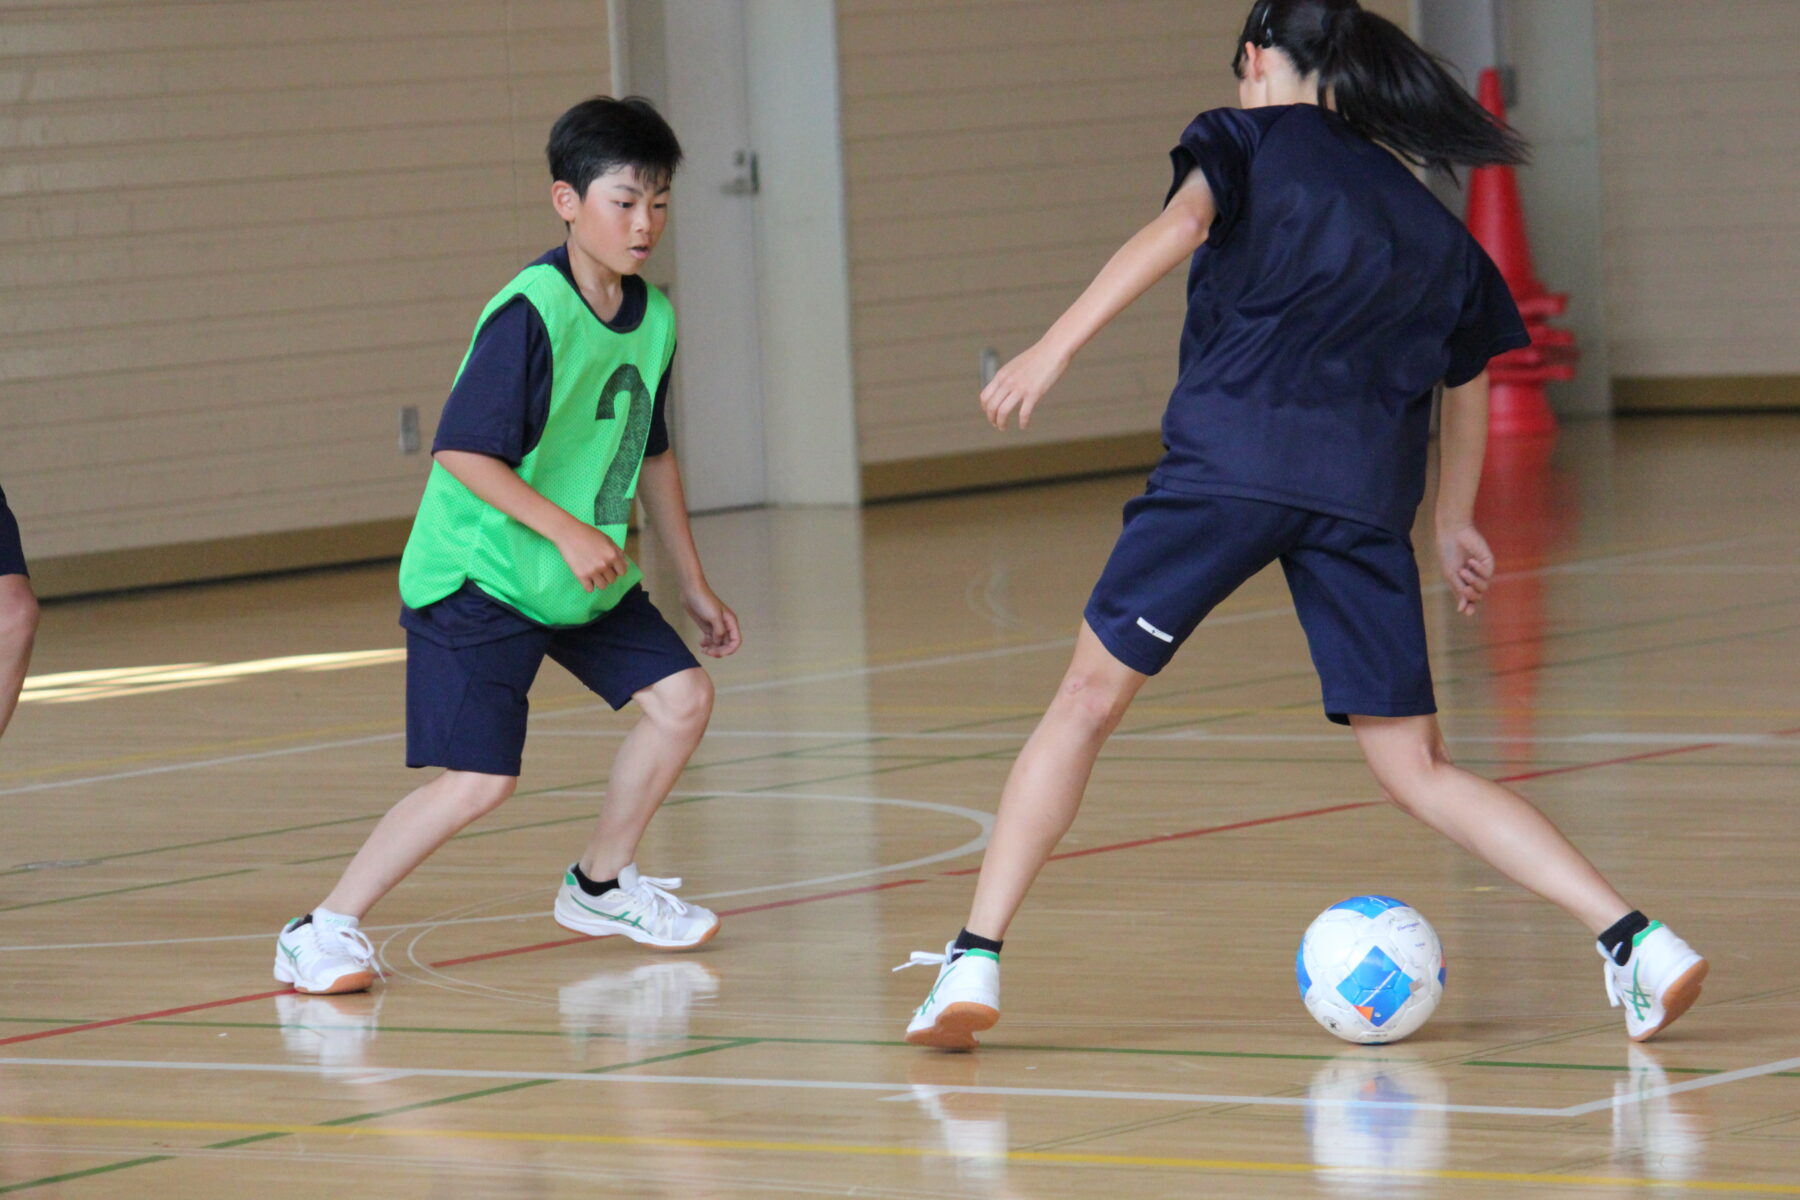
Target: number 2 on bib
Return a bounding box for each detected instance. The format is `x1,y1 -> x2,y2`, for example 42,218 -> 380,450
593,364 -> 655,526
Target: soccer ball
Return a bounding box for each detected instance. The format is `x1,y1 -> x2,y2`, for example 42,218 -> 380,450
1296,896 -> 1444,1044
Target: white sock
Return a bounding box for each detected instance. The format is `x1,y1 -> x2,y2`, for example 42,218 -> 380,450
312,906 -> 360,930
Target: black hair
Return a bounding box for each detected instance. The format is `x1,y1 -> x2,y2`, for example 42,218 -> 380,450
546,95 -> 684,196
1231,0 -> 1527,173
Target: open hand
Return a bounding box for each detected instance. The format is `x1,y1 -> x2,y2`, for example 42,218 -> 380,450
1437,523 -> 1495,615
683,583 -> 742,658
979,341 -> 1070,431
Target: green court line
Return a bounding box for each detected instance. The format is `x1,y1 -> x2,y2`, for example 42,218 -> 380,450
0,1155 -> 176,1195
1434,620 -> 1800,690
1468,1059 -> 1800,1078
15,587 -> 1788,894
924,591 -> 1800,739
0,868 -> 260,914
0,748 -> 1005,909
0,1038 -> 758,1195
14,600 -> 1796,914
0,815 -> 381,879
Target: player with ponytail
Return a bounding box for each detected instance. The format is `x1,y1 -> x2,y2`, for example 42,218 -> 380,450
897,0 -> 1707,1049
1235,0 -> 1527,173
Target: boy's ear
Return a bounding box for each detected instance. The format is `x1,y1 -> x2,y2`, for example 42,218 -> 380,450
551,180 -> 582,222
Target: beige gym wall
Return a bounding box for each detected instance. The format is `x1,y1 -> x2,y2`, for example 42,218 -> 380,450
837,0 -> 1413,499
1,2 -> 609,596
1596,0 -> 1800,412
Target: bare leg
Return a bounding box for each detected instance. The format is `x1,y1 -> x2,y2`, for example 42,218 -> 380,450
0,575 -> 39,739
578,667 -> 714,881
320,770 -> 517,918
1351,714 -> 1630,934
965,623 -> 1147,940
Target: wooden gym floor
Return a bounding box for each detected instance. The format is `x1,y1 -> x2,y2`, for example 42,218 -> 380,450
2,415 -> 1797,1198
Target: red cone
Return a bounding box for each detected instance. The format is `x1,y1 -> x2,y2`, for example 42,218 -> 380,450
1465,69 -> 1577,437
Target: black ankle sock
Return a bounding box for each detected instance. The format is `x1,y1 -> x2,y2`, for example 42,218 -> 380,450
951,928 -> 1003,958
1599,910 -> 1650,965
571,863 -> 620,897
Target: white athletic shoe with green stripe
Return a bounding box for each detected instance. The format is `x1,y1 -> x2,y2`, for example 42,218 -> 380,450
1599,921 -> 1707,1042
553,863 -> 720,949
273,915 -> 379,995
897,941 -> 1000,1050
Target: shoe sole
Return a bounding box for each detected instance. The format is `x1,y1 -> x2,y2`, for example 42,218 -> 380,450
274,964 -> 376,996
554,909 -> 721,951
1635,957 -> 1708,1042
905,1002 -> 999,1052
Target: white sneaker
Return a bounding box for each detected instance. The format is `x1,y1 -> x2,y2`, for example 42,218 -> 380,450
896,941 -> 1000,1051
1599,921 -> 1707,1042
552,863 -> 720,949
273,915 -> 379,995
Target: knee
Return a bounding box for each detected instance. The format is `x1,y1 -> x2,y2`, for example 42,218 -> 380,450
1366,736 -> 1453,806
641,669 -> 713,737
1052,671 -> 1130,736
0,585 -> 38,653
447,772 -> 515,820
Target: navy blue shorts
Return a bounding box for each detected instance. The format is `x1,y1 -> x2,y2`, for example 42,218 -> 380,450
405,586 -> 700,776
0,486 -> 26,578
1084,488 -> 1435,725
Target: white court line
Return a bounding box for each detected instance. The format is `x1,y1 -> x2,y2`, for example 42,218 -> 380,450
0,734 -> 402,798
0,1055 -> 1571,1118
0,790 -> 994,955
385,791 -> 993,1003
3,530 -> 1779,799
1558,1053 -> 1800,1116
9,1049 -> 1795,1118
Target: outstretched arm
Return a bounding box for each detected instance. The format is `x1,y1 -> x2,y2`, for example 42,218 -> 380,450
980,169 -> 1216,430
1434,371 -> 1495,616
635,451 -> 741,657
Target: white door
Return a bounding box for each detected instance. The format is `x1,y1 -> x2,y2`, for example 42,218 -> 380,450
633,0 -> 767,513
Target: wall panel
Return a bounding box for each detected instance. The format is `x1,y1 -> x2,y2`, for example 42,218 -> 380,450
0,1 -> 610,586
837,0 -> 1412,485
1596,0 -> 1800,382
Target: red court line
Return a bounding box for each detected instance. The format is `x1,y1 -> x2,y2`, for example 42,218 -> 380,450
0,989 -> 290,1048
8,726 -> 1792,1048
430,879 -> 931,968
938,801 -> 1380,876
1495,725 -> 1800,784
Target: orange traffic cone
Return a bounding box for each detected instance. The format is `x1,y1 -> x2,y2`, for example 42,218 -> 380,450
1465,68 -> 1577,437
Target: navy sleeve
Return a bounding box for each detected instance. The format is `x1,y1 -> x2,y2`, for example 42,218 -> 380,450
431,296 -> 552,465
1444,247 -> 1531,388
1167,107 -> 1263,246
644,343 -> 674,457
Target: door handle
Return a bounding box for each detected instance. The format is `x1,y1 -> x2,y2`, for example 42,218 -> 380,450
722,150 -> 760,196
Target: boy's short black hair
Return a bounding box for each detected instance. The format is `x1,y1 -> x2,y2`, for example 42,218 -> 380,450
546,95 -> 683,196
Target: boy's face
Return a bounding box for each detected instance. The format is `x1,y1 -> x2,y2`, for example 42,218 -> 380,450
552,165 -> 670,278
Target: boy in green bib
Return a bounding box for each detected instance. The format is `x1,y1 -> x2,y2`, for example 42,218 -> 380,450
273,97 -> 740,994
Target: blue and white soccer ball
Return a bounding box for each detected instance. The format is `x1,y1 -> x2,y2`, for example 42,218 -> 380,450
1297,896 -> 1445,1044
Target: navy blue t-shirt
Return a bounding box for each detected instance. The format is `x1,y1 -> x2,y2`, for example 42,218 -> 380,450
404,246 -> 673,646
1148,104 -> 1528,534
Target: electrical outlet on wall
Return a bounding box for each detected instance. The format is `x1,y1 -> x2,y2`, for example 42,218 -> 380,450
398,405 -> 421,455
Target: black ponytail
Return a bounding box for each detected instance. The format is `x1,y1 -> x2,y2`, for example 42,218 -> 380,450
1231,0 -> 1527,173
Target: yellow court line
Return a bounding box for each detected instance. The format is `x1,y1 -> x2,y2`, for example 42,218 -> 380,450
3,1116 -> 1796,1194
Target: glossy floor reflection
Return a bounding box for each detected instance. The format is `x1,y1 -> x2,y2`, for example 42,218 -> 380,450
2,417 -> 1798,1197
